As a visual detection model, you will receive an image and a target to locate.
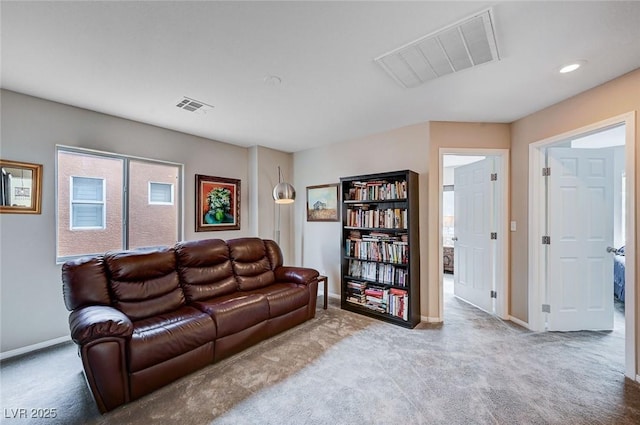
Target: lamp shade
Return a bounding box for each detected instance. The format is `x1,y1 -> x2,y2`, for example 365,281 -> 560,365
273,182 -> 296,204
273,165 -> 295,204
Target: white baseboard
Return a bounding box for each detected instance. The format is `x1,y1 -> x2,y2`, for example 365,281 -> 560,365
420,315 -> 442,323
0,336 -> 71,361
508,315 -> 530,330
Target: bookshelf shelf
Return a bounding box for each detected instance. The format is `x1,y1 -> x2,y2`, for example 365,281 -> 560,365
343,226 -> 401,232
343,257 -> 408,266
344,276 -> 409,289
343,199 -> 408,205
343,302 -> 410,326
340,170 -> 420,328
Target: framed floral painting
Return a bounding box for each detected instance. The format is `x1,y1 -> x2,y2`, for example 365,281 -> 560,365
195,174 -> 240,231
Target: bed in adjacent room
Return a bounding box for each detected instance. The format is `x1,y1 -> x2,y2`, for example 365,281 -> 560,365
613,246 -> 625,302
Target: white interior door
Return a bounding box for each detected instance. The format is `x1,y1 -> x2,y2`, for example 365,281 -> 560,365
454,157 -> 494,313
547,147 -> 614,331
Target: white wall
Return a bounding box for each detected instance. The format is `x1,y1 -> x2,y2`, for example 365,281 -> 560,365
0,90 -> 290,353
293,123 -> 430,311
253,146 -> 295,264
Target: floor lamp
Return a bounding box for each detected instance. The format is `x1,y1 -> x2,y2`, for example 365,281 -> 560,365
272,166 -> 295,245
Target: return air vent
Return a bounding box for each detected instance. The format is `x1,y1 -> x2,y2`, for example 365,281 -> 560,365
375,9 -> 500,88
175,96 -> 214,114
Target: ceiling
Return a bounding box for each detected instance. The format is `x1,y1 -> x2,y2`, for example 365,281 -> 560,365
2,1 -> 640,153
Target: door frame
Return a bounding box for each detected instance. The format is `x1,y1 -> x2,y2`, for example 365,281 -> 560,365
528,111 -> 636,380
439,148 -> 510,320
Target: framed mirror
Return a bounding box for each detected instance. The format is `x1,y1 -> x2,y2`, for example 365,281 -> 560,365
0,159 -> 43,214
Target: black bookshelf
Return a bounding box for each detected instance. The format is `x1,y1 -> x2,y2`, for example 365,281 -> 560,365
340,170 -> 420,328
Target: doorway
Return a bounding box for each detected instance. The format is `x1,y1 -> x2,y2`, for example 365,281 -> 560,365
528,112 -> 636,379
439,149 -> 509,320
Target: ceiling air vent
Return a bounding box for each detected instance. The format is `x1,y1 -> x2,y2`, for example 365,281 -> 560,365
375,8 -> 500,88
175,96 -> 214,114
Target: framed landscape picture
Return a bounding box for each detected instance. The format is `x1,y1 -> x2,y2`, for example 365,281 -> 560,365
307,184 -> 339,222
195,174 -> 240,231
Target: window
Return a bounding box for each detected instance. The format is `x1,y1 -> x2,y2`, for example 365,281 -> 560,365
57,147 -> 182,262
149,182 -> 173,205
71,177 -> 105,228
442,185 -> 455,247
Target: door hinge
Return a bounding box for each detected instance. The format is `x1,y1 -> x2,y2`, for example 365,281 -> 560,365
490,290 -> 497,299
490,173 -> 498,181
490,232 -> 498,240
542,304 -> 551,313
542,167 -> 551,177
542,236 -> 551,245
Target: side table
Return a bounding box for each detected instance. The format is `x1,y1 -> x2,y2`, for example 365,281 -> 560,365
317,275 -> 328,309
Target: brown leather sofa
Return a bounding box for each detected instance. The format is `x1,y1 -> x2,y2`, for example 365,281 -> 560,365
62,237 -> 319,413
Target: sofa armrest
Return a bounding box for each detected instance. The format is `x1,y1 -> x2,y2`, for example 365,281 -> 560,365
69,305 -> 133,345
275,266 -> 319,286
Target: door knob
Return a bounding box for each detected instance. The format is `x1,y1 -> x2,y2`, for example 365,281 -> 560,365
606,246 -> 618,254
452,236 -> 458,242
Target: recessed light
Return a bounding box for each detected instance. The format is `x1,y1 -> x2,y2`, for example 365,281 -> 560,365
559,60 -> 586,74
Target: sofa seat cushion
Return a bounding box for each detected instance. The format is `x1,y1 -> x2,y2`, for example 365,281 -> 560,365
129,306 -> 216,372
244,283 -> 310,318
193,293 -> 269,338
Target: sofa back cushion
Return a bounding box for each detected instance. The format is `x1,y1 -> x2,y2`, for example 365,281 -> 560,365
175,239 -> 237,302
62,256 -> 111,311
104,248 -> 185,321
264,239 -> 283,270
228,238 -> 275,291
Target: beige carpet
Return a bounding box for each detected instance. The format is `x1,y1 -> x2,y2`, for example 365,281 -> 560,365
1,290 -> 639,424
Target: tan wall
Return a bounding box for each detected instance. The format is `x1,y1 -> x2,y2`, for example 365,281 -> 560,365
428,122 -> 511,318
293,123 -> 430,313
510,68 -> 640,329
295,121 -> 510,321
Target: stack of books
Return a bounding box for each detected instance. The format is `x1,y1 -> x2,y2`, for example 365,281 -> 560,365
345,281 -> 366,305
364,286 -> 386,313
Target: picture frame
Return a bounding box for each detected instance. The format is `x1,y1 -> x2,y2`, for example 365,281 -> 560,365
0,159 -> 43,214
195,174 -> 240,231
307,183 -> 339,222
